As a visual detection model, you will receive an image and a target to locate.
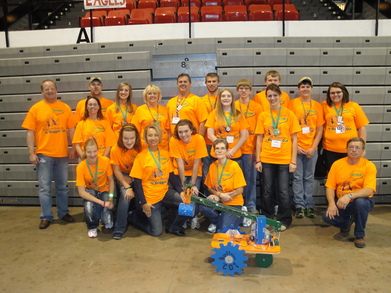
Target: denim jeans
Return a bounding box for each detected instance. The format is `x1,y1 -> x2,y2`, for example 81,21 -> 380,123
202,144 -> 213,196
129,188 -> 188,236
36,153 -> 69,221
261,163 -> 292,227
199,204 -> 243,232
322,197 -> 375,238
241,153 -> 257,211
84,189 -> 114,230
292,152 -> 318,209
114,173 -> 133,235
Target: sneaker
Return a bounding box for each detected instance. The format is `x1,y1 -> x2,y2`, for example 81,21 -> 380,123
278,225 -> 287,232
305,208 -> 316,218
339,217 -> 354,237
295,208 -> 305,218
88,228 -> 98,238
190,217 -> 200,229
113,232 -> 123,240
242,206 -> 251,227
354,237 -> 366,248
207,223 -> 216,233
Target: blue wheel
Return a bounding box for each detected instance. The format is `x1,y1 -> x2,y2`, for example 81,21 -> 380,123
211,242 -> 248,276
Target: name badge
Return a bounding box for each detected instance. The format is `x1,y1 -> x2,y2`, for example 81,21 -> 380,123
176,105 -> 183,111
172,117 -> 180,125
271,139 -> 281,148
302,126 -> 310,134
226,136 -> 234,143
336,125 -> 345,134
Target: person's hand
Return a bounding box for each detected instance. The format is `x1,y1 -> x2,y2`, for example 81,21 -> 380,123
142,203 -> 154,218
326,204 -> 339,219
297,146 -> 306,155
105,201 -> 114,210
191,186 -> 199,196
124,188 -> 134,201
69,148 -> 78,161
226,149 -> 234,159
219,192 -> 232,202
207,194 -> 219,202
289,162 -> 297,173
255,161 -> 262,173
305,147 -> 316,159
29,153 -> 39,165
336,194 -> 351,210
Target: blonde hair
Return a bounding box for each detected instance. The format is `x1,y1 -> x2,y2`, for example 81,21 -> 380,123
143,85 -> 162,104
216,89 -> 240,123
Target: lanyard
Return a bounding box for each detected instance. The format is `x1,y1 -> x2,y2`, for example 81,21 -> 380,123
239,99 -> 250,119
270,107 -> 282,131
301,99 -> 312,125
176,94 -> 189,116
207,95 -> 217,112
216,158 -> 228,188
119,104 -> 130,122
147,104 -> 160,125
333,103 -> 343,117
86,158 -> 99,188
147,147 -> 161,171
223,111 -> 233,131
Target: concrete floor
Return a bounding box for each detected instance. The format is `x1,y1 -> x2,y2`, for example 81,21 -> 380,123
1,205 -> 390,293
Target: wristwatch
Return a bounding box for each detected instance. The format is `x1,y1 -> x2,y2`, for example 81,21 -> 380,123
348,193 -> 354,199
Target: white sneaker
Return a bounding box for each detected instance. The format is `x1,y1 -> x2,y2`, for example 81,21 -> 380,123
278,225 -> 287,232
191,217 -> 200,229
242,206 -> 251,227
183,221 -> 188,229
207,223 -> 216,233
88,228 -> 98,238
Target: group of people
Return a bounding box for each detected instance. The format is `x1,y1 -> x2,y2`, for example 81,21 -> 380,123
22,70 -> 377,248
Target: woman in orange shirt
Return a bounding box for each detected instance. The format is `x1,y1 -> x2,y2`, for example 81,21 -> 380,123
106,82 -> 137,139
76,138 -> 115,238
110,124 -> 142,240
322,82 -> 369,171
199,138 -> 247,233
129,124 -> 188,237
73,96 -> 116,158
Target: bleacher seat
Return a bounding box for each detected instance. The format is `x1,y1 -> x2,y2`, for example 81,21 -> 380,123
108,9 -> 131,18
181,0 -> 201,7
125,0 -> 137,11
268,0 -> 290,5
154,7 -> 177,23
79,16 -> 103,28
223,0 -> 244,6
224,5 -> 248,21
160,0 -> 180,8
138,0 -> 159,9
178,6 -> 200,22
203,0 -> 223,6
128,8 -> 154,24
248,4 -> 273,21
84,10 -> 107,18
273,4 -> 297,11
246,0 -> 268,6
104,16 -> 126,26
201,5 -> 223,21
274,9 -> 299,20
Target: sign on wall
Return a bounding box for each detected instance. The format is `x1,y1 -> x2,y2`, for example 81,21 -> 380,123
84,0 -> 126,10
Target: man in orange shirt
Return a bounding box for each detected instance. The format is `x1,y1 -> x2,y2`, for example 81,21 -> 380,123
323,137 -> 376,248
21,80 -> 77,229
74,76 -> 114,122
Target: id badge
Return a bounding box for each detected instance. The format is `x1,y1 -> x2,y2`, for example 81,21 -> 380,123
226,136 -> 234,143
336,125 -> 345,134
172,117 -> 180,125
176,105 -> 183,111
271,139 -> 282,148
302,126 -> 310,134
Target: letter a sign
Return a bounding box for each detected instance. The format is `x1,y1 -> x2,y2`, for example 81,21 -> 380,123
84,0 -> 126,10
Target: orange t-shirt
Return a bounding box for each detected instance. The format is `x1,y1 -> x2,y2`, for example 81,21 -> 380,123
106,103 -> 137,139
205,159 -> 246,206
21,99 -> 76,157
201,94 -> 218,145
288,98 -> 325,150
169,134 -> 208,177
235,99 -> 262,155
74,97 -> 114,123
253,90 -> 290,113
205,109 -> 249,159
72,118 -> 116,155
326,157 -> 376,199
255,107 -> 301,164
166,93 -> 209,133
76,155 -> 113,192
131,104 -> 170,151
110,144 -> 139,174
322,101 -> 369,153
130,148 -> 173,204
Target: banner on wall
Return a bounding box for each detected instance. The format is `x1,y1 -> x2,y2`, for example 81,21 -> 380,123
84,0 -> 126,10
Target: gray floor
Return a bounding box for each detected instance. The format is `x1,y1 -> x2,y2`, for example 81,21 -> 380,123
1,205 -> 390,292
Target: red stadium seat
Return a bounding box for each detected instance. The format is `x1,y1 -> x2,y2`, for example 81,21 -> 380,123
108,9 -> 131,17
275,9 -> 299,20
268,0 -> 290,5
80,16 -> 103,27
104,16 -> 126,26
224,5 -> 248,21
154,7 -> 177,23
125,0 -> 137,11
201,5 -> 223,21
181,0 -> 201,7
248,4 -> 273,21
246,0 -> 268,6
128,8 -> 154,24
223,0 -> 244,6
84,10 -> 107,18
203,0 -> 223,6
273,4 -> 297,11
160,0 -> 179,8
138,0 -> 158,9
178,6 -> 200,22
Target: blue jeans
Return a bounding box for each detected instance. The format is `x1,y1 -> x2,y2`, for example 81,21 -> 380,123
199,204 -> 243,232
261,163 -> 292,227
241,153 -> 257,211
36,153 -> 69,221
84,189 -> 114,230
114,173 -> 133,235
129,189 -> 188,237
322,197 -> 375,238
292,152 -> 318,209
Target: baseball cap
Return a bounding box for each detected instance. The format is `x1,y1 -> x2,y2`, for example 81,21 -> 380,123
89,76 -> 102,84
298,76 -> 313,87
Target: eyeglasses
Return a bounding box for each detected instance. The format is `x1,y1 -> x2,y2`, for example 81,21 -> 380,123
348,146 -> 362,150
330,91 -> 342,96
